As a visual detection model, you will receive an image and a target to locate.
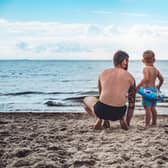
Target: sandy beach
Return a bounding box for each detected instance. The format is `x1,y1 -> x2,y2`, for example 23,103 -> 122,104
0,112 -> 168,168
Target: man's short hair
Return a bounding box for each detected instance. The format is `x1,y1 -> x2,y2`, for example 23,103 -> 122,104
113,50 -> 129,66
143,50 -> 155,63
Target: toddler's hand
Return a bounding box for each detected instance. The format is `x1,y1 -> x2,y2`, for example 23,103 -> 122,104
156,85 -> 160,90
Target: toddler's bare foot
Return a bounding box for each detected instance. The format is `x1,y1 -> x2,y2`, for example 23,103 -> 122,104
151,123 -> 157,126
144,125 -> 150,129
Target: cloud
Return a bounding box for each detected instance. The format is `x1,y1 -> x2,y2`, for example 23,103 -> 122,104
87,25 -> 102,35
53,42 -> 91,53
16,41 -> 29,51
0,18 -> 8,24
0,18 -> 168,59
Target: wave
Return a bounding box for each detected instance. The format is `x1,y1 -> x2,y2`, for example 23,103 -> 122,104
64,96 -> 86,102
64,95 -> 168,104
0,90 -> 98,96
0,91 -> 81,96
1,91 -> 45,96
61,79 -> 92,82
79,91 -> 98,95
44,101 -> 65,107
44,101 -> 80,107
0,75 -> 10,78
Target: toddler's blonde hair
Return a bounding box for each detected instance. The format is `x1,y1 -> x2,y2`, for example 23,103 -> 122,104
143,50 -> 155,63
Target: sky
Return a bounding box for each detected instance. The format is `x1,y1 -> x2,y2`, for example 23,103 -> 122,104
0,0 -> 168,60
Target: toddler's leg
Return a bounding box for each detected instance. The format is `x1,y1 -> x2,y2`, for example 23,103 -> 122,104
144,106 -> 152,128
151,106 -> 157,125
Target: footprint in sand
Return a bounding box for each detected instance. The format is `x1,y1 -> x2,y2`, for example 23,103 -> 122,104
73,159 -> 96,167
14,148 -> 31,158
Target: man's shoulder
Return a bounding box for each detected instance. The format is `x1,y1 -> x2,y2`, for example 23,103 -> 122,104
101,68 -> 113,75
124,71 -> 134,79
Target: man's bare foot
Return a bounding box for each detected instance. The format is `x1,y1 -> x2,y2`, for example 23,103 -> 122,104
94,124 -> 102,130
102,120 -> 110,128
120,119 -> 129,130
94,119 -> 102,129
89,124 -> 102,130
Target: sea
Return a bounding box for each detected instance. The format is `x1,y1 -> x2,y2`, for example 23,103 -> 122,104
0,60 -> 168,114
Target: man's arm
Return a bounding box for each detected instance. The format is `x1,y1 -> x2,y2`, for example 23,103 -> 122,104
126,79 -> 136,126
98,77 -> 102,96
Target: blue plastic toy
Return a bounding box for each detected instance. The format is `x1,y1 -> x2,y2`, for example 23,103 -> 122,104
137,87 -> 165,101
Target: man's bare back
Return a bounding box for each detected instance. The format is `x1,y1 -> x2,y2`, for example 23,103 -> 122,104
99,67 -> 135,106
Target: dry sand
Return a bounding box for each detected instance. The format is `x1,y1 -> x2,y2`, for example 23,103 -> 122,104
0,112 -> 168,168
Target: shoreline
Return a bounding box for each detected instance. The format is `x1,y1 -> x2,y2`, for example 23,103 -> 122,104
0,111 -> 168,115
0,112 -> 168,167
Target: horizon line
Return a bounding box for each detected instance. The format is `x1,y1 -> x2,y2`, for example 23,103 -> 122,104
0,59 -> 168,61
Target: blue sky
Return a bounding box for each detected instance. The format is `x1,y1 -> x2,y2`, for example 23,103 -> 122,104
0,0 -> 168,59
1,0 -> 168,24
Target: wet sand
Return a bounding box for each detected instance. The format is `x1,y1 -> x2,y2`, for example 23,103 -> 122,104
0,112 -> 168,168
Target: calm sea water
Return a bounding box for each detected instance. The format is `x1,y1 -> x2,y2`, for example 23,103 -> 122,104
0,60 -> 168,114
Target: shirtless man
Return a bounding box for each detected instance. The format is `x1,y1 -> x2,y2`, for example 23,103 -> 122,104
136,50 -> 164,128
84,50 -> 136,129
